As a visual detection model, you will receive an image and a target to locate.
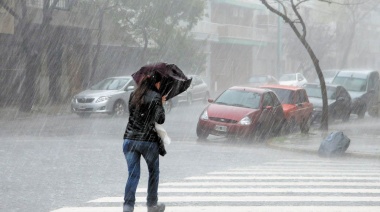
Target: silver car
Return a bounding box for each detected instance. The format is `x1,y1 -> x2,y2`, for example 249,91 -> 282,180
172,75 -> 210,105
71,76 -> 136,117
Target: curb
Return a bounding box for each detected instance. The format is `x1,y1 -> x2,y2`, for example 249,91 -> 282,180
266,140 -> 380,160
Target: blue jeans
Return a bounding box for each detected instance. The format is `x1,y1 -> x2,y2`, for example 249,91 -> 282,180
123,139 -> 160,207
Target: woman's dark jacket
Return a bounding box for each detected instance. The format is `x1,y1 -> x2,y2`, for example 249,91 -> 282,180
123,88 -> 165,142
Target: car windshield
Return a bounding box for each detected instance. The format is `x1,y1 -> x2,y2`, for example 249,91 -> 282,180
304,85 -> 336,99
323,70 -> 337,78
279,74 -> 296,81
90,78 -> 130,90
265,88 -> 294,104
215,89 -> 261,109
249,76 -> 267,83
332,76 -> 367,92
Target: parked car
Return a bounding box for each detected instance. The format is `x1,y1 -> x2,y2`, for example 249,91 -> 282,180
172,75 -> 210,105
303,83 -> 351,124
314,69 -> 339,84
260,85 -> 313,133
331,70 -> 379,118
279,73 -> 308,87
246,75 -> 279,87
71,76 -> 136,117
196,86 -> 286,140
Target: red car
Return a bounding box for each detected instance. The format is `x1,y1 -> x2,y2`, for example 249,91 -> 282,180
260,85 -> 313,133
196,86 -> 286,140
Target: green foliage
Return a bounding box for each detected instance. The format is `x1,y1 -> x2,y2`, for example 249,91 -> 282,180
111,0 -> 207,73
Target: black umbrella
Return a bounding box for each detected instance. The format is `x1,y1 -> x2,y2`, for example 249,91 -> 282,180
132,62 -> 192,100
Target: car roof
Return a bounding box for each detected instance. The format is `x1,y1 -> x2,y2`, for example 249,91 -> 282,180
304,83 -> 340,89
260,84 -> 303,91
229,86 -> 269,94
335,70 -> 378,79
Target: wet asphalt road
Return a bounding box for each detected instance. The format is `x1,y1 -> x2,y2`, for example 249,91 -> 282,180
1,102 -> 379,212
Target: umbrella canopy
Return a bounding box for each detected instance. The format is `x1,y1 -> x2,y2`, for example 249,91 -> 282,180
132,62 -> 192,100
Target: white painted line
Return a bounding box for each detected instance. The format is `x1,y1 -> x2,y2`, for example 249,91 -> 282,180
186,176 -> 380,180
160,181 -> 380,187
263,162 -> 380,167
51,206 -> 380,212
208,171 -> 380,176
135,187 -> 380,194
231,168 -> 380,171
88,195 -> 380,203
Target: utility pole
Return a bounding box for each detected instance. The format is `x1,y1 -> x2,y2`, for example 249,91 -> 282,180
276,2 -> 282,78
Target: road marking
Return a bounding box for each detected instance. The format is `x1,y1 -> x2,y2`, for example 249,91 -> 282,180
89,195 -> 380,203
160,181 -> 380,187
51,159 -> 380,212
51,206 -> 380,212
186,176 -> 380,180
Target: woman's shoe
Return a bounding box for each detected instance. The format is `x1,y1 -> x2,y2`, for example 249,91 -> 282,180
147,203 -> 165,212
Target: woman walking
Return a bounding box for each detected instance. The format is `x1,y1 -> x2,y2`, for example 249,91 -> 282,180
123,70 -> 166,212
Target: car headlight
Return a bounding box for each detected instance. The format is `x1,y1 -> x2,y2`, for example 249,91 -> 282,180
200,110 -> 208,120
96,96 -> 110,103
239,116 -> 252,125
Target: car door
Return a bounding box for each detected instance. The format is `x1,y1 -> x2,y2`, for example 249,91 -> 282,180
295,89 -> 312,122
192,76 -> 206,100
122,80 -> 136,103
258,92 -> 277,134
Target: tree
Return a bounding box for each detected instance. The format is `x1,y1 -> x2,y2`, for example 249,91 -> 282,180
260,0 -> 329,130
111,0 -> 206,73
0,0 -> 61,111
336,0 -> 380,68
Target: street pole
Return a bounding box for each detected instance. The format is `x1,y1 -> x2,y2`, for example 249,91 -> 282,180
277,2 -> 282,78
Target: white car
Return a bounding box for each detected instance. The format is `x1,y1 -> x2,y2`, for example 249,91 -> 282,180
279,73 -> 308,87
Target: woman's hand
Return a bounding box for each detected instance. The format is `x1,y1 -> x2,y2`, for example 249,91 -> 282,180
162,95 -> 167,104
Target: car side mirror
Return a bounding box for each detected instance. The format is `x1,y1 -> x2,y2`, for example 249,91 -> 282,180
208,98 -> 214,103
264,106 -> 273,110
337,97 -> 344,101
126,86 -> 135,91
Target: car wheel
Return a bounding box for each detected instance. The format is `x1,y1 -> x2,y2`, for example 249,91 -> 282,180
196,124 -> 209,140
163,100 -> 172,113
78,113 -> 91,118
285,118 -> 296,134
112,100 -> 126,117
300,116 -> 311,134
357,105 -> 366,119
187,94 -> 193,105
203,92 -> 210,104
342,110 -> 351,122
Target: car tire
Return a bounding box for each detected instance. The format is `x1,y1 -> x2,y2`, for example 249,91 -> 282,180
284,118 -> 296,134
78,113 -> 91,118
196,124 -> 209,140
357,105 -> 366,119
112,100 -> 126,117
342,110 -> 351,122
300,117 -> 311,134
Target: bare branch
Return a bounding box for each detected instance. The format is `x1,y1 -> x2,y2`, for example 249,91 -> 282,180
0,0 -> 20,20
291,0 -> 307,39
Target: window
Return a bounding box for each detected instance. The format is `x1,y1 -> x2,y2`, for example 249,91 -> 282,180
262,93 -> 274,107
27,0 -> 72,10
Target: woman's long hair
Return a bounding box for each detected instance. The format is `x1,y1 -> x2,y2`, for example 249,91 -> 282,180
131,71 -> 162,107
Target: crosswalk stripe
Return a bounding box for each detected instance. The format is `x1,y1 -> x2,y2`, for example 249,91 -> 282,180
186,176 -> 380,180
51,206 -> 380,212
160,181 -> 380,186
51,159 -> 380,212
135,187 -> 380,193
89,195 -> 380,203
208,171 -> 380,175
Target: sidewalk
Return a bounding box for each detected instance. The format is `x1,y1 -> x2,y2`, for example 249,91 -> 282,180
0,104 -> 71,120
268,121 -> 380,159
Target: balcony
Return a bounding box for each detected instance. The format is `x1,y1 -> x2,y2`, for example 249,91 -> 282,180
218,24 -> 276,44
192,21 -> 277,45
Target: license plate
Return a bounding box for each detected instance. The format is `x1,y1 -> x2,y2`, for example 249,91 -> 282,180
215,125 -> 227,132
